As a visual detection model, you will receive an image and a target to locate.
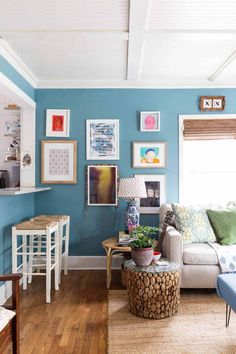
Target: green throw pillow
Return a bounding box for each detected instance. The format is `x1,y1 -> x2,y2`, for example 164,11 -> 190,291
172,204 -> 216,243
207,209 -> 236,245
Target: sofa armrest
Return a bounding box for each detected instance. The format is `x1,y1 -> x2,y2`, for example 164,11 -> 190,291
162,226 -> 183,265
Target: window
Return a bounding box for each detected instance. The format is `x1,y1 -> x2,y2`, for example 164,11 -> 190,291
180,116 -> 236,205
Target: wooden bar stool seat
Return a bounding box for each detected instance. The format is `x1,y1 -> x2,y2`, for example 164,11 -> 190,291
12,220 -> 60,303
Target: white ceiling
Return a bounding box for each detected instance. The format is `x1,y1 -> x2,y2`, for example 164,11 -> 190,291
1,0 -> 236,88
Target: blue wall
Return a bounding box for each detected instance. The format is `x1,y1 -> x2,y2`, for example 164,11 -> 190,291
0,55 -> 35,274
34,88 -> 235,256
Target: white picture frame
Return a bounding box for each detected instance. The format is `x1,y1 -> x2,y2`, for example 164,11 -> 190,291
135,174 -> 166,214
46,109 -> 70,137
140,111 -> 160,132
133,141 -> 167,168
86,119 -> 119,160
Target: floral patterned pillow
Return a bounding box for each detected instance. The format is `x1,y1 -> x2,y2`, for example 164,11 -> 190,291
171,204 -> 216,243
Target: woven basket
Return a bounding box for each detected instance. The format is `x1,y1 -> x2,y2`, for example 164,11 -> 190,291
121,265 -> 128,288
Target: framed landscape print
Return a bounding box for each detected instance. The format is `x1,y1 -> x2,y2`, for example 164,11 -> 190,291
140,111 -> 160,132
86,119 -> 119,160
41,140 -> 77,184
135,174 -> 166,214
133,142 -> 166,168
46,109 -> 70,137
87,165 -> 118,206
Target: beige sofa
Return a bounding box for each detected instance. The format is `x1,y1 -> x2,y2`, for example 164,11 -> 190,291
160,203 -> 220,288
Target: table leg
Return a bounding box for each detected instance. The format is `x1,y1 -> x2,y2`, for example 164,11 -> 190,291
105,247 -> 112,289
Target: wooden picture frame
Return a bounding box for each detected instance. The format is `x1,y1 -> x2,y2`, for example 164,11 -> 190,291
46,109 -> 70,137
132,142 -> 167,168
199,96 -> 225,111
41,140 -> 77,184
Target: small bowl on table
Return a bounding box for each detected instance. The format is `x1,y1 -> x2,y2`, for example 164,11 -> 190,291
152,251 -> 161,264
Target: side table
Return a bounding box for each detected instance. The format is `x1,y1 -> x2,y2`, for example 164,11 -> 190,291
127,260 -> 180,319
102,238 -> 131,289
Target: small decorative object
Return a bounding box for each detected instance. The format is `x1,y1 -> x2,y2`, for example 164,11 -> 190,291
87,165 -> 118,206
46,109 -> 70,137
140,111 -> 160,132
133,142 -> 166,168
129,226 -> 159,266
41,140 -> 77,184
152,251 -> 161,264
135,174 -> 166,214
199,96 -> 225,111
21,151 -> 32,169
118,177 -> 147,233
86,119 -> 119,160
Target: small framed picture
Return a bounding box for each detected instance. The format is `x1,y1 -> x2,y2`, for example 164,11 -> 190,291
199,96 -> 225,111
133,142 -> 167,168
87,165 -> 118,206
140,112 -> 160,132
135,174 -> 166,214
21,151 -> 33,170
41,140 -> 77,184
46,109 -> 70,137
86,119 -> 119,160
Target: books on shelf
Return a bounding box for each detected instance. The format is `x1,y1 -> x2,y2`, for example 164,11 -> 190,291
117,231 -> 134,246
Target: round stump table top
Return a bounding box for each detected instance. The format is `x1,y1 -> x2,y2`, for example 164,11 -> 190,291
102,237 -> 131,252
126,259 -> 179,274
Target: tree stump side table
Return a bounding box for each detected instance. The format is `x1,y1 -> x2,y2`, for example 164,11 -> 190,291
127,261 -> 180,319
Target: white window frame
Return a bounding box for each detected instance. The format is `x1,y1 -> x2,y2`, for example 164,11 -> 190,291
179,114 -> 236,203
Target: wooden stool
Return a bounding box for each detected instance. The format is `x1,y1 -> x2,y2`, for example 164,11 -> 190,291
12,220 -> 60,303
33,215 -> 70,283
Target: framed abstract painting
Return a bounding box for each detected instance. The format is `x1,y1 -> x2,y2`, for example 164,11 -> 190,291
86,119 -> 119,160
132,142 -> 167,168
135,174 -> 166,214
41,140 -> 77,184
87,165 -> 118,206
140,111 -> 160,132
46,109 -> 70,137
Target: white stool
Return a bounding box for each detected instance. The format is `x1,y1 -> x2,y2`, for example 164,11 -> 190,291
12,220 -> 60,303
33,215 -> 70,284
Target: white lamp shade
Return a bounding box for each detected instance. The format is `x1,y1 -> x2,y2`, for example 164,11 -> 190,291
118,177 -> 147,199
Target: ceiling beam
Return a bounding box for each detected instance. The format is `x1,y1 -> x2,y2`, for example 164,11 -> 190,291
127,0 -> 152,81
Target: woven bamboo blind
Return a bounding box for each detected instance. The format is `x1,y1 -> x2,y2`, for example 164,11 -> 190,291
183,119 -> 236,140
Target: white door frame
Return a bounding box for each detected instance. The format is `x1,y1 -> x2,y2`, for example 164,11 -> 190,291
0,72 -> 36,186
179,114 -> 236,203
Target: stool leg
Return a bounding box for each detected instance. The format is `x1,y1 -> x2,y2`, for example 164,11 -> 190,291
28,235 -> 33,284
54,229 -> 59,291
64,221 -> 70,275
22,234 -> 28,290
58,222 -> 63,285
37,236 -> 42,273
12,227 -> 17,274
226,304 -> 231,328
46,228 -> 51,303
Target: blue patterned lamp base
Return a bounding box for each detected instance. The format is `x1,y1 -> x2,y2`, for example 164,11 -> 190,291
125,200 -> 139,234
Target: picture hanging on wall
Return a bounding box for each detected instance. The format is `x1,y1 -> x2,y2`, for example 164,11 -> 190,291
86,119 -> 119,160
132,142 -> 167,168
41,140 -> 77,184
140,111 -> 160,132
21,151 -> 33,170
46,109 -> 70,137
134,174 -> 166,214
87,165 -> 118,206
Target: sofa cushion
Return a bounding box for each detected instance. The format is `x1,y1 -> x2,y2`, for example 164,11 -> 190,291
172,204 -> 216,243
207,209 -> 236,245
0,306 -> 15,332
183,243 -> 219,265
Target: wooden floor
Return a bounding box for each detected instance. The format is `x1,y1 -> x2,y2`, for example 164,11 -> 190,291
6,270 -> 123,354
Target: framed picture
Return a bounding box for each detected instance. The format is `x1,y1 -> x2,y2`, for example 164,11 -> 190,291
140,111 -> 160,132
46,109 -> 70,137
135,174 -> 166,214
87,165 -> 118,206
132,142 -> 167,168
86,119 -> 119,160
199,96 -> 225,111
41,140 -> 77,184
21,151 -> 33,170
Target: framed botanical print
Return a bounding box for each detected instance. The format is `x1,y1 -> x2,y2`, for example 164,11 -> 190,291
86,119 -> 119,160
199,96 -> 225,111
41,140 -> 77,184
132,142 -> 167,168
87,165 -> 118,206
140,111 -> 160,132
135,174 -> 166,214
46,109 -> 70,137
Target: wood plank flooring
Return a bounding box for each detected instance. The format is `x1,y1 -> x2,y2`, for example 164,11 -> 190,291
5,270 -> 123,354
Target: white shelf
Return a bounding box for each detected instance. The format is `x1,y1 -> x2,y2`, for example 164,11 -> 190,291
0,187 -> 51,195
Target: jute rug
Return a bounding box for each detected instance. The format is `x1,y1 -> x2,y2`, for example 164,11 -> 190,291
108,290 -> 236,354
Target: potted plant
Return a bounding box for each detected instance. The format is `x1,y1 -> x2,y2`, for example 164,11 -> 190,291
129,226 -> 159,266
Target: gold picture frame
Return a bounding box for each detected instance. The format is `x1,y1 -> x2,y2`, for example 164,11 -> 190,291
199,96 -> 225,111
41,140 -> 77,184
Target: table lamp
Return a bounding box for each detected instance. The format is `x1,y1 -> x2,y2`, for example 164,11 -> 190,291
118,177 -> 147,234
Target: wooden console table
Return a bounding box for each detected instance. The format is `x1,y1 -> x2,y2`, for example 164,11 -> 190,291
102,237 -> 131,289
